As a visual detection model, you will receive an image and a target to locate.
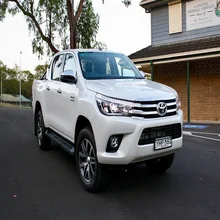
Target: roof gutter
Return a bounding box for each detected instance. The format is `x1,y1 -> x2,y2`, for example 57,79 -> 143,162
140,0 -> 172,12
140,0 -> 157,6
154,53 -> 220,64
132,47 -> 220,63
132,48 -> 220,65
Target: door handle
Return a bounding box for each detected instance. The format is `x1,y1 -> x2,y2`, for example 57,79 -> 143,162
46,86 -> 50,91
70,96 -> 75,101
57,89 -> 62,94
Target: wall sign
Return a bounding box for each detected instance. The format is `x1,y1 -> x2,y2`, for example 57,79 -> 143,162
186,0 -> 220,31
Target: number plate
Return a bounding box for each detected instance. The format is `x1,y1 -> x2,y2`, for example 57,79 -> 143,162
154,136 -> 172,150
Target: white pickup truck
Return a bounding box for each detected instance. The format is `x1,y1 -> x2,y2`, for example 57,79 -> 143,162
32,49 -> 183,192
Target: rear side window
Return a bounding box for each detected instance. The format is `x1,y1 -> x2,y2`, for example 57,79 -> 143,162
51,54 -> 64,80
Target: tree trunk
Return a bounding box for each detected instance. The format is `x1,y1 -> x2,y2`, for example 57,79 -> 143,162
67,0 -> 85,49
67,0 -> 75,49
70,21 -> 75,49
72,26 -> 77,49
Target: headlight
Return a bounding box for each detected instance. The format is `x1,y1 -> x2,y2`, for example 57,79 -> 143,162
96,94 -> 134,116
176,94 -> 181,110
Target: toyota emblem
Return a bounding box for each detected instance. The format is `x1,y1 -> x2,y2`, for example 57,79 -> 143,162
157,102 -> 167,116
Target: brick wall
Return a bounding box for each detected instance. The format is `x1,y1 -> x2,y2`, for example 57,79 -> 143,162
190,58 -> 220,121
154,58 -> 220,122
155,62 -> 188,120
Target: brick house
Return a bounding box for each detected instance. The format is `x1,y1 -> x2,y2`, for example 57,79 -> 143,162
129,0 -> 220,122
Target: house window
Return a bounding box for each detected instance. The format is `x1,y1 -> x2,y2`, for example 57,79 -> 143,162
169,0 -> 182,34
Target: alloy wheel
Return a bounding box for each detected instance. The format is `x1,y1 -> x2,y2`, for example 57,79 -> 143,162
78,139 -> 97,183
37,114 -> 43,146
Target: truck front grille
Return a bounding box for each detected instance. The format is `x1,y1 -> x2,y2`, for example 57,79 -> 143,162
138,123 -> 182,145
132,98 -> 177,118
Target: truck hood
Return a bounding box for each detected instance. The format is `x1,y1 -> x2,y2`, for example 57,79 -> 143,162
85,79 -> 177,101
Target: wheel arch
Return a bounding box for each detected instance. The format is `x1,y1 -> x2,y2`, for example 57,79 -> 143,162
74,115 -> 94,143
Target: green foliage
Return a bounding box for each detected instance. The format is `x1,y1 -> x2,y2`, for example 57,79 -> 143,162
122,0 -> 131,7
0,62 -> 19,96
0,0 -> 70,57
102,0 -> 131,7
0,60 -> 43,99
34,63 -> 48,79
93,41 -> 107,50
25,0 -> 68,57
76,0 -> 99,49
0,0 -> 8,21
30,0 -> 68,57
0,0 -> 107,57
22,70 -> 34,99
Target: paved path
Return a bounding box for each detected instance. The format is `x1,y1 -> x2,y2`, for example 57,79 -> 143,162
0,107 -> 220,220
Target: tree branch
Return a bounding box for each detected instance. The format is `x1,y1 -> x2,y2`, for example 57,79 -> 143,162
9,0 -> 59,54
75,0 -> 85,23
39,19 -> 49,25
30,0 -> 34,14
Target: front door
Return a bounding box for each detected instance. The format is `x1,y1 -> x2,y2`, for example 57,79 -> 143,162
57,53 -> 78,140
45,54 -> 65,131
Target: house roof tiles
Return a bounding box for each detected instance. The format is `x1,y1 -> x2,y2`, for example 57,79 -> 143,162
129,36 -> 220,60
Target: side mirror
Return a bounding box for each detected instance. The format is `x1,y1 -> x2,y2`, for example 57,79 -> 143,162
60,70 -> 77,83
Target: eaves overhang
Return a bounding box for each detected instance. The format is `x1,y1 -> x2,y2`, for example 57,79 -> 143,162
140,0 -> 175,13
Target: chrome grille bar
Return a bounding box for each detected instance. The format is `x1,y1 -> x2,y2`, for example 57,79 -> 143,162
132,98 -> 177,118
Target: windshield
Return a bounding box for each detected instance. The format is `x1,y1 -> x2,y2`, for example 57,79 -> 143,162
78,52 -> 143,80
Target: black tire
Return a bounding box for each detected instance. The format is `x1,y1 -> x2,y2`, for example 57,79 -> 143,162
145,153 -> 175,174
35,110 -> 51,150
76,127 -> 109,193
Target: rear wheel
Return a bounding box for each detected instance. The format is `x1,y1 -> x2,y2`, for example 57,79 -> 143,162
35,110 -> 51,150
76,127 -> 109,193
145,154 -> 175,174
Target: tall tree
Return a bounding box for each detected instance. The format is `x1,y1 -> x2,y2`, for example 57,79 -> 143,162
0,0 -> 83,56
76,0 -> 107,49
0,60 -> 36,99
0,0 -> 129,57
77,0 -> 98,48
102,0 -> 131,7
34,64 -> 48,79
0,62 -> 19,95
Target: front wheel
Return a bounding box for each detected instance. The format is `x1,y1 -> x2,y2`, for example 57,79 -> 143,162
76,127 -> 109,193
35,110 -> 51,150
145,153 -> 175,174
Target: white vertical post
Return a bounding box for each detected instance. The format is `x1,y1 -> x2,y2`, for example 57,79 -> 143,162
19,51 -> 22,107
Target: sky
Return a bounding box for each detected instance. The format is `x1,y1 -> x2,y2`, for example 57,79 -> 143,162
0,0 -> 151,73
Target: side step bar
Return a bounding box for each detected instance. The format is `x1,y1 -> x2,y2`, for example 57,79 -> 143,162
46,130 -> 75,155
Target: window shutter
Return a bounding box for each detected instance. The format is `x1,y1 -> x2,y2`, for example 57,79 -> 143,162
169,1 -> 182,34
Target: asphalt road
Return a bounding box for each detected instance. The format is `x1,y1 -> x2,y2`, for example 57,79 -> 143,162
0,107 -> 220,220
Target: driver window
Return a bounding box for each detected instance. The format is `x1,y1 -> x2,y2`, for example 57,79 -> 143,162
64,54 -> 76,72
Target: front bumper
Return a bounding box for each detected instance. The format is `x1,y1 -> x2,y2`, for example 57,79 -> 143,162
91,110 -> 183,165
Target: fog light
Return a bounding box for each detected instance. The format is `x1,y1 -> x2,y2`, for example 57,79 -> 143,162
106,135 -> 123,153
110,136 -> 119,148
